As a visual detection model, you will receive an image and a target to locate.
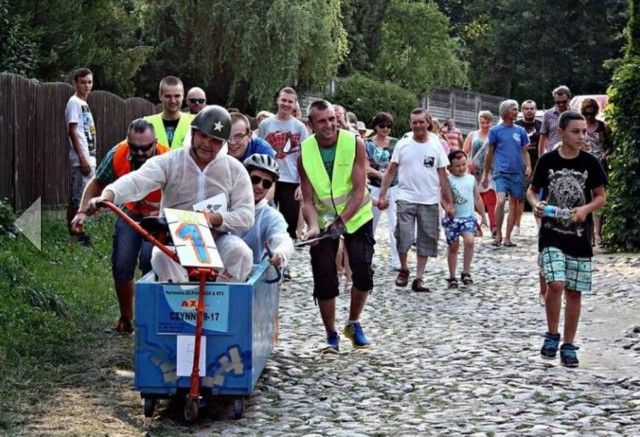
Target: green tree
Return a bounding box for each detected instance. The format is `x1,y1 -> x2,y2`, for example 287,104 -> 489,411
602,0 -> 640,250
374,0 -> 468,93
332,73 -> 417,137
136,0 -> 347,112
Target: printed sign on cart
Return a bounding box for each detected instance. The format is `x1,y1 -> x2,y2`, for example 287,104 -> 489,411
164,208 -> 224,269
158,284 -> 230,334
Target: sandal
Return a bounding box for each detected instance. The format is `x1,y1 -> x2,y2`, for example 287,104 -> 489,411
461,272 -> 473,286
503,240 -> 517,247
446,277 -> 459,289
108,316 -> 133,334
395,269 -> 410,287
491,238 -> 502,247
411,278 -> 430,292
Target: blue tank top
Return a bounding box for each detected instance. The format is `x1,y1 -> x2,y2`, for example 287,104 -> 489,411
448,174 -> 476,218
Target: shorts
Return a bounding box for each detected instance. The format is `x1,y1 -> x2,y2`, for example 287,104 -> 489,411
442,215 -> 477,245
69,165 -> 95,208
395,200 -> 439,257
112,214 -> 153,281
493,172 -> 524,200
310,220 -> 375,300
540,247 -> 592,293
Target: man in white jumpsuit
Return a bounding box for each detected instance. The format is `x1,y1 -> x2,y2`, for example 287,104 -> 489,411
87,105 -> 255,282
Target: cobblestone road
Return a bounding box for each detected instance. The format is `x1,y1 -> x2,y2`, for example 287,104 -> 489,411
201,213 -> 640,436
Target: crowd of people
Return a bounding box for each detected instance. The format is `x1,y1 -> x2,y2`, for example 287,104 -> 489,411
66,68 -> 610,367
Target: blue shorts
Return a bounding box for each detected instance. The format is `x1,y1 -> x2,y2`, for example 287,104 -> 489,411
442,215 -> 477,245
112,214 -> 153,282
494,172 -> 525,200
541,247 -> 592,293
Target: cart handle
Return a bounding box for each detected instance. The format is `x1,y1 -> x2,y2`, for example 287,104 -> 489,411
262,242 -> 282,284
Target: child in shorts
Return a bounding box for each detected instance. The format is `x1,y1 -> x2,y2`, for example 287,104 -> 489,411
442,150 -> 488,288
526,112 -> 607,368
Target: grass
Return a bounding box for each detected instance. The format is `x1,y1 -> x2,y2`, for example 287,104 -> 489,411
0,210 -> 118,433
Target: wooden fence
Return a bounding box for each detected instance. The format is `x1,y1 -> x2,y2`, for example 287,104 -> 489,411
0,73 -> 158,212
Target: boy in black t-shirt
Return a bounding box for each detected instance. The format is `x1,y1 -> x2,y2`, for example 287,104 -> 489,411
526,112 -> 607,368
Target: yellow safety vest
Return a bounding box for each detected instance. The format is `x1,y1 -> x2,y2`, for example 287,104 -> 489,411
300,129 -> 372,233
144,113 -> 194,149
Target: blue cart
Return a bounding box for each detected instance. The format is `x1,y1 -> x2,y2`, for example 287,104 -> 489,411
134,261 -> 280,420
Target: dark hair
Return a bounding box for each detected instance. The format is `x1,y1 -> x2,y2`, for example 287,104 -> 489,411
558,111 -> 585,130
73,67 -> 93,82
128,118 -> 155,135
371,112 -> 394,128
306,99 -> 332,122
448,149 -> 467,162
580,98 -> 600,114
159,75 -> 183,95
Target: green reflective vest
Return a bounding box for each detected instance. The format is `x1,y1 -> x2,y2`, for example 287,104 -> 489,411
144,113 -> 194,149
300,129 -> 372,233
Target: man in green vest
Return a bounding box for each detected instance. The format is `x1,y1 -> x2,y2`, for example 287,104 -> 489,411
298,99 -> 375,354
145,76 -> 194,149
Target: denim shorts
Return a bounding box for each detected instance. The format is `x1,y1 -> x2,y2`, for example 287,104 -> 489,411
442,215 -> 478,245
112,214 -> 153,282
493,172 -> 524,200
541,247 -> 592,293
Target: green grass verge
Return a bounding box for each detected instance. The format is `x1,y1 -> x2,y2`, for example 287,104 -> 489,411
0,212 -> 117,431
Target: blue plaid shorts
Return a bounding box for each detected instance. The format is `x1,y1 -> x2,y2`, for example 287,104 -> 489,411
442,215 -> 478,245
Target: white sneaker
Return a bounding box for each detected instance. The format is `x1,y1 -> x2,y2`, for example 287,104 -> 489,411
512,226 -> 520,236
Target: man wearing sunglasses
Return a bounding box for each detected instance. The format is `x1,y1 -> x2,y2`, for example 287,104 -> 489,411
70,118 -> 170,334
145,76 -> 194,149
237,154 -> 293,267
185,87 -> 207,115
227,113 -> 275,162
88,105 -> 255,286
539,85 -> 575,157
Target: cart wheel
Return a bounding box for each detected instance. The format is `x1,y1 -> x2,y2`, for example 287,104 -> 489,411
184,398 -> 199,423
232,398 -> 244,419
143,398 -> 157,418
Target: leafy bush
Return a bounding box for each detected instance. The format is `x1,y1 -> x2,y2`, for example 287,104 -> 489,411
0,199 -> 16,237
331,73 -> 417,138
602,58 -> 640,250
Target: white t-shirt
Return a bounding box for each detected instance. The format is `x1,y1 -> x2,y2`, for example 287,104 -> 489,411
65,95 -> 96,167
258,116 -> 308,183
391,136 -> 450,205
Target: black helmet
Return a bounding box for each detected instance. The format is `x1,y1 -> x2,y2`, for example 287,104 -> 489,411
243,154 -> 280,181
191,105 -> 232,142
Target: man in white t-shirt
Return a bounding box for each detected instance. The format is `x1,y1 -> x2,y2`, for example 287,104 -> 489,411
378,108 -> 454,292
257,86 -> 309,279
66,67 -> 97,245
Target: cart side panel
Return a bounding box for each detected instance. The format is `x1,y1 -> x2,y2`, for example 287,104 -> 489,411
251,265 -> 280,389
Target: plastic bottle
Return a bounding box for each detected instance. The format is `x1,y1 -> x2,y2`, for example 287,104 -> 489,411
543,205 -> 572,220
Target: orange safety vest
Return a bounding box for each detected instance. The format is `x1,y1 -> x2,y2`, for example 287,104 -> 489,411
113,140 -> 169,216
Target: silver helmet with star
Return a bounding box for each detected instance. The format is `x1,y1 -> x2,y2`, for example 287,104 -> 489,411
191,105 -> 232,142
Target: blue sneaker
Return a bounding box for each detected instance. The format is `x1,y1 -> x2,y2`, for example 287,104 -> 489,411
540,332 -> 561,359
560,343 -> 580,368
322,331 -> 339,354
343,322 -> 370,349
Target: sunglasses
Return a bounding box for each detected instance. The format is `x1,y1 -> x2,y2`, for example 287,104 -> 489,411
250,175 -> 274,189
188,98 -> 206,104
378,124 -> 393,129
129,140 -> 155,153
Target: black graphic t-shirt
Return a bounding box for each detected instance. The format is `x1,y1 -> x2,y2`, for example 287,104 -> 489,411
531,149 -> 607,257
163,118 -> 179,147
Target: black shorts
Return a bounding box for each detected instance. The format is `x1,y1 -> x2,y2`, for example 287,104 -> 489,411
310,220 -> 375,300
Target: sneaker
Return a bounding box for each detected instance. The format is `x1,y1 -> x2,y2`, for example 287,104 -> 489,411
322,331 -> 339,354
560,344 -> 580,368
540,332 -> 561,359
343,322 -> 370,349
512,226 -> 520,236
